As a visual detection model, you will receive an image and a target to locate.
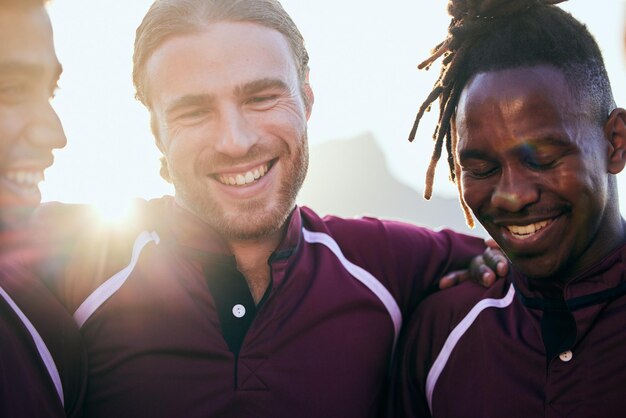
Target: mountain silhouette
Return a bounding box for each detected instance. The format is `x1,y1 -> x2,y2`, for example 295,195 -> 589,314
297,132 -> 488,237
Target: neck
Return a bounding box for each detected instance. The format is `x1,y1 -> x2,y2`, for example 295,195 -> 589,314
521,215 -> 626,289
227,227 -> 285,305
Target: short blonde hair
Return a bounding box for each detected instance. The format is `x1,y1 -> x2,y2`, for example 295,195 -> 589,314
133,0 -> 309,108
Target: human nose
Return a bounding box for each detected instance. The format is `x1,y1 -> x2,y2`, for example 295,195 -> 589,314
490,167 -> 539,212
24,100 -> 67,151
213,106 -> 258,158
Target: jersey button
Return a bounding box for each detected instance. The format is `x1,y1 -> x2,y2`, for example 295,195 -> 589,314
232,304 -> 246,318
559,350 -> 573,362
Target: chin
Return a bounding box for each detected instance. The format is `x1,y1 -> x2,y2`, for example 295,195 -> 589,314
219,208 -> 290,241
510,255 -> 565,281
0,206 -> 37,231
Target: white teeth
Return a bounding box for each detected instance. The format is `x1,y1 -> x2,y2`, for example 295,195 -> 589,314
218,163 -> 270,187
3,170 -> 44,188
506,220 -> 550,239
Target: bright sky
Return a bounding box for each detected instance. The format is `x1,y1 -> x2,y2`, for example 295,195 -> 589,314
44,0 -> 626,218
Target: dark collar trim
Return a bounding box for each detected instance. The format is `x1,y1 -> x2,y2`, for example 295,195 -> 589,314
518,281 -> 626,312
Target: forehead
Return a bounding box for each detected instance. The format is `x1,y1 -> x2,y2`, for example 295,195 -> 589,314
0,7 -> 58,70
144,21 -> 298,104
459,66 -> 574,124
455,66 -> 581,151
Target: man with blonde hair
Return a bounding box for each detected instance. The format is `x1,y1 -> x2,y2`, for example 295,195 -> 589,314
43,1 -> 503,416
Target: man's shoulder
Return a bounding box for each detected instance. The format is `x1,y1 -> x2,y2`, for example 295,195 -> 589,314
297,206 -> 488,308
403,279 -> 515,359
299,206 -> 437,265
33,202 -> 100,238
33,197 -> 173,311
418,279 -> 513,325
33,197 -> 171,241
41,196 -> 171,263
299,205 -> 479,246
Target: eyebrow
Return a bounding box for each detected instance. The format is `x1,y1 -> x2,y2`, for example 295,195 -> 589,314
520,135 -> 571,147
234,78 -> 290,97
458,149 -> 492,162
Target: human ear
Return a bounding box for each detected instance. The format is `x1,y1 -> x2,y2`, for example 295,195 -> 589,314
604,108 -> 626,174
303,70 -> 314,120
150,112 -> 166,154
149,111 -> 172,182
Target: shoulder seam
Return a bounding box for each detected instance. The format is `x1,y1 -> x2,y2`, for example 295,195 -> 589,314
301,227 -> 402,350
73,230 -> 160,329
426,284 -> 516,414
0,285 -> 64,406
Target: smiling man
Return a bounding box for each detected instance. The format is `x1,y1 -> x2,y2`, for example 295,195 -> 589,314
0,0 -> 65,228
0,0 -> 85,416
33,0 -> 508,417
393,0 -> 626,417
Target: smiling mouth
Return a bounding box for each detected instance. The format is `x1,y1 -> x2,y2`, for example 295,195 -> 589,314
505,219 -> 554,240
3,169 -> 45,194
215,162 -> 270,187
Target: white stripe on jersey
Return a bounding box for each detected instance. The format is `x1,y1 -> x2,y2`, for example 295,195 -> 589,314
0,285 -> 64,406
426,284 -> 516,414
73,230 -> 160,328
302,228 -> 402,349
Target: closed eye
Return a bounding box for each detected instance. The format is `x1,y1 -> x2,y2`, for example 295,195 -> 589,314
459,158 -> 499,179
464,166 -> 499,178
173,108 -> 213,125
246,94 -> 279,109
520,150 -> 560,171
525,158 -> 557,170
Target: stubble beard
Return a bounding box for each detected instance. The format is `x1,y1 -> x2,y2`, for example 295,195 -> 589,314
174,133 -> 309,241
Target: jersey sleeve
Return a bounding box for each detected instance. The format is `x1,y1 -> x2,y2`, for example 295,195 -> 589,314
383,222 -> 486,313
325,214 -> 486,316
0,228 -> 87,417
31,201 -> 146,314
390,297 -> 444,418
390,281 -> 497,418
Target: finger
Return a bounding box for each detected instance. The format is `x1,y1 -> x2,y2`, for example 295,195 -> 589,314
484,238 -> 500,249
483,248 -> 509,277
497,260 -> 509,277
479,265 -> 496,287
439,270 -> 469,289
468,255 -> 496,287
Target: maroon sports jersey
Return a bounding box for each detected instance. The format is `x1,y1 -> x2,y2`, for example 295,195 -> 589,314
38,196 -> 484,418
0,234 -> 85,418
393,242 -> 626,418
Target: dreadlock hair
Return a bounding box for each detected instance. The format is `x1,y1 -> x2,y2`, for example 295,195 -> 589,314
411,0 -> 616,227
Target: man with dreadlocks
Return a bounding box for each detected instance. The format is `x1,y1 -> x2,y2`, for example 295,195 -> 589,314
392,0 -> 626,417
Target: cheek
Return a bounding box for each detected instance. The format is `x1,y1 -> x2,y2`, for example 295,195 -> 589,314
261,102 -> 307,134
163,125 -> 207,164
0,108 -> 23,155
460,175 -> 490,210
163,139 -> 198,178
546,164 -> 600,201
